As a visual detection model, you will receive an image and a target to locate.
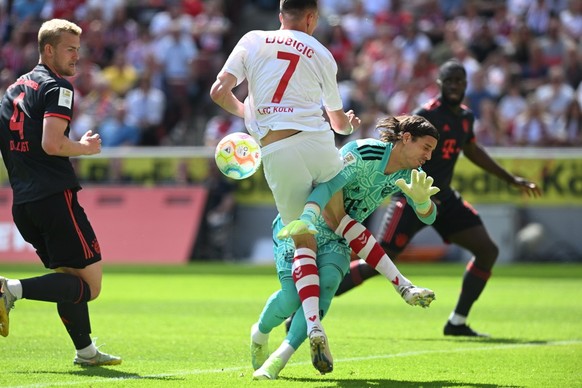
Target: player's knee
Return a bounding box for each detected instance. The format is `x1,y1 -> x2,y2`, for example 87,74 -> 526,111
476,242 -> 499,269
88,285 -> 100,301
278,288 -> 300,316
319,265 -> 343,296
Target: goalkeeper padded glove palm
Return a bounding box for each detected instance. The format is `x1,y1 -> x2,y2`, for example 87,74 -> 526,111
395,170 -> 440,213
276,219 -> 317,239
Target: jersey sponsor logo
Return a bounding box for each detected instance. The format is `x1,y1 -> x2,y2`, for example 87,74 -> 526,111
441,139 -> 459,159
257,106 -> 294,115
58,88 -> 73,108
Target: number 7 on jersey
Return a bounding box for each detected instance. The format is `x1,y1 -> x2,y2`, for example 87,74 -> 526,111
271,51 -> 299,104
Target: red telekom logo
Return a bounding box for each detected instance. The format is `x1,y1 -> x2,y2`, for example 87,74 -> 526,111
441,139 -> 457,159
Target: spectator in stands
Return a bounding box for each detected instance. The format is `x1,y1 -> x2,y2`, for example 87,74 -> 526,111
556,98 -> 582,146
535,65 -> 576,125
12,0 -> 45,23
154,22 -> 198,143
538,14 -> 571,67
468,21 -> 501,64
559,0 -> 582,41
497,79 -> 528,135
474,98 -> 509,146
101,51 -> 138,98
203,111 -> 245,147
123,73 -> 166,146
71,77 -> 120,141
512,94 -> 553,146
563,45 -> 582,89
526,0 -> 553,36
99,104 -> 141,147
341,0 -> 376,51
392,20 -> 432,67
465,69 -> 495,118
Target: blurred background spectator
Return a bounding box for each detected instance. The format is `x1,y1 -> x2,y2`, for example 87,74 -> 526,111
0,0 -> 581,149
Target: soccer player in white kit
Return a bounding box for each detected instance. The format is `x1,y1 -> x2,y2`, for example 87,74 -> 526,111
210,0 -> 360,375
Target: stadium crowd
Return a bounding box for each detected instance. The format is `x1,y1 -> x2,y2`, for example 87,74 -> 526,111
1,0 -> 581,148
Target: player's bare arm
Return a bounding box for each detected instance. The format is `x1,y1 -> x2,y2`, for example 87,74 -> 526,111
42,116 -> 101,156
327,108 -> 361,135
209,72 -> 244,118
463,142 -> 542,198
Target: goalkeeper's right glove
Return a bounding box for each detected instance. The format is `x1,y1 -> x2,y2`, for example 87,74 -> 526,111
395,169 -> 440,213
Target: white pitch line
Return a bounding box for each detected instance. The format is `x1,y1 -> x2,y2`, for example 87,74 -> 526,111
6,339 -> 582,388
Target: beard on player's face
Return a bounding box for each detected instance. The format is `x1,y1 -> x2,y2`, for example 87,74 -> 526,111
442,91 -> 464,106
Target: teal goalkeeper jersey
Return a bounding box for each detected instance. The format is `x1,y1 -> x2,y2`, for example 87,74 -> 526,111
272,138 -> 436,265
308,138 -> 436,226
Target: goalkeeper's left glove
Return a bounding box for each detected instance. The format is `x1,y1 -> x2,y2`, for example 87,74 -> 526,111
276,206 -> 319,240
395,169 -> 440,213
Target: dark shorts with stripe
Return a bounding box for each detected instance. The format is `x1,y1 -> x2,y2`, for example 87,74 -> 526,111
12,189 -> 102,269
377,190 -> 484,253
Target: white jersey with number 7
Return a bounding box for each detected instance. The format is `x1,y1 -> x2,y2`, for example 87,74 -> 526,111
220,29 -> 344,140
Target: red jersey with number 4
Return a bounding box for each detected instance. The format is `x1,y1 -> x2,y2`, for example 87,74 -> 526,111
412,97 -> 476,200
0,64 -> 80,204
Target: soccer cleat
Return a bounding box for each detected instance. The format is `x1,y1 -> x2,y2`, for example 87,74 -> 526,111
252,355 -> 284,380
250,324 -> 270,371
309,327 -> 333,374
444,321 -> 490,337
0,276 -> 16,337
74,350 -> 122,367
398,285 -> 435,308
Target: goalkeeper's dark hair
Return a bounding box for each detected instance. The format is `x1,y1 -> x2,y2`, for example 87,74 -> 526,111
376,115 -> 440,143
280,0 -> 318,19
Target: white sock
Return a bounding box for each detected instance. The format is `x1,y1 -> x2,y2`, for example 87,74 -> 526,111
76,343 -> 97,358
448,313 -> 467,325
336,215 -> 412,288
6,279 -> 23,299
271,340 -> 294,365
251,323 -> 269,345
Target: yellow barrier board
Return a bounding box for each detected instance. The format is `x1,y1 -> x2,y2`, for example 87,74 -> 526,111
1,155 -> 580,205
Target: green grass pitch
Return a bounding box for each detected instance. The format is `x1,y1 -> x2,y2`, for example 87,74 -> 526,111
0,262 -> 580,387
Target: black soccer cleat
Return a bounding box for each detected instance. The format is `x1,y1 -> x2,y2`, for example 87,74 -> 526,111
443,321 -> 490,337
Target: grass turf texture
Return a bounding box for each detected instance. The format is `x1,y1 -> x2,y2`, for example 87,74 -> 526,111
0,263 -> 580,387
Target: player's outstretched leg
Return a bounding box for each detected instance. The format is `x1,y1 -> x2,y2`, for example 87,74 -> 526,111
0,277 -> 17,337
444,260 -> 492,337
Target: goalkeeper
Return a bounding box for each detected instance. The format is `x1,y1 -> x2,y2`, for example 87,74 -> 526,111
251,115 -> 441,380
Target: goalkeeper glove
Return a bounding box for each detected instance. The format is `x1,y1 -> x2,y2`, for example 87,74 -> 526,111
276,207 -> 319,240
395,170 -> 440,213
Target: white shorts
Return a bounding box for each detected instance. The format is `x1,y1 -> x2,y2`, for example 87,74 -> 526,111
261,130 -> 343,225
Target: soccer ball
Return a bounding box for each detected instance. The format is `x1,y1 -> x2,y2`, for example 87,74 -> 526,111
214,132 -> 262,180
